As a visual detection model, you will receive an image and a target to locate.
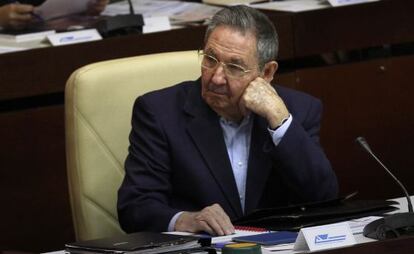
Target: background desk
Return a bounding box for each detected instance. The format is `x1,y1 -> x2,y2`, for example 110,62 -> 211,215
1,0 -> 414,252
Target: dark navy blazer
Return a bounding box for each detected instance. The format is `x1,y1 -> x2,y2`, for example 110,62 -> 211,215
118,79 -> 338,233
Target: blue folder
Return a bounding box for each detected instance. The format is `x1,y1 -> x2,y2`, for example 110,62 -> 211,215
232,231 -> 298,246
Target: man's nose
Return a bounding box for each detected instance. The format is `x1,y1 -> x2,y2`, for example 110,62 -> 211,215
211,64 -> 227,85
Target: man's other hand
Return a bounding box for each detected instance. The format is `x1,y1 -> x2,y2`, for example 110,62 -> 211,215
174,203 -> 235,236
86,0 -> 109,16
0,3 -> 34,29
240,77 -> 289,129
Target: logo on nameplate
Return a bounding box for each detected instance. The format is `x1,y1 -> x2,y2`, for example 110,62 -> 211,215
314,234 -> 346,244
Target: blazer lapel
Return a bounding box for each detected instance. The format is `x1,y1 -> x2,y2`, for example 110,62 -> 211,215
183,82 -> 243,218
244,116 -> 273,215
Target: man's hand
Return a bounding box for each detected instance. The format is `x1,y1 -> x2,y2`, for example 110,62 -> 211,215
86,0 -> 109,16
174,203 -> 235,236
0,4 -> 34,29
240,77 -> 289,129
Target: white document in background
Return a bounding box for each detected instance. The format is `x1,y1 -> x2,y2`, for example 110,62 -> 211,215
142,16 -> 171,34
103,0 -> 221,25
0,46 -> 28,54
202,0 -> 264,6
347,216 -> 382,234
327,0 -> 379,7
34,0 -> 92,20
251,0 -> 330,13
251,0 -> 379,12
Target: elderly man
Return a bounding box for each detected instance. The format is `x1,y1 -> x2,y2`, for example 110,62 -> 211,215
118,5 -> 338,236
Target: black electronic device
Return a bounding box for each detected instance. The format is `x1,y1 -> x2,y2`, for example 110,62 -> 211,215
96,0 -> 144,37
356,136 -> 414,240
233,193 -> 398,231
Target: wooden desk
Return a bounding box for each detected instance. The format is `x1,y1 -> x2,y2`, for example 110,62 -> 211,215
290,0 -> 414,57
320,236 -> 414,254
1,0 -> 413,252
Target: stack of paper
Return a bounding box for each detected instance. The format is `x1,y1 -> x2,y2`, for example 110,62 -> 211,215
102,0 -> 221,25
251,0 -> 330,13
0,29 -> 55,43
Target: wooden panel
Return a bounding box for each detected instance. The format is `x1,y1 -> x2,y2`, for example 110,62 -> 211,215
295,55 -> 414,200
261,10 -> 295,61
0,105 -> 74,252
0,26 -> 206,101
275,72 -> 297,88
293,0 -> 414,57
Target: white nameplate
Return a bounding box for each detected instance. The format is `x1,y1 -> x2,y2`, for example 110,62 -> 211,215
328,0 -> 378,7
293,222 -> 356,252
47,29 -> 102,46
143,16 -> 171,34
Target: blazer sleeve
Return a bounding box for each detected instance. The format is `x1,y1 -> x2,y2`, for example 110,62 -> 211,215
117,97 -> 180,233
266,95 -> 338,202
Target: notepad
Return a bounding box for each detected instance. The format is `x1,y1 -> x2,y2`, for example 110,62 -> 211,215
233,231 -> 298,246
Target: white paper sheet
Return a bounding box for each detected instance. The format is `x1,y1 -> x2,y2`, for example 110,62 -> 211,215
102,0 -> 221,25
34,0 -> 92,20
251,0 -> 330,13
0,46 -> 28,54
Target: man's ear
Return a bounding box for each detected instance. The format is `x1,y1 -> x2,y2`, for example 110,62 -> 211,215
262,61 -> 278,83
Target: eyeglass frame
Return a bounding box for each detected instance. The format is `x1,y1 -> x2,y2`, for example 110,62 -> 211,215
197,50 -> 254,78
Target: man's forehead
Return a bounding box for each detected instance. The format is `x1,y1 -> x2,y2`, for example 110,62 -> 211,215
206,25 -> 256,43
204,30 -> 258,67
204,26 -> 257,54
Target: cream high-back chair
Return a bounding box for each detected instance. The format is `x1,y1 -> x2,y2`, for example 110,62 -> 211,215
65,50 -> 201,241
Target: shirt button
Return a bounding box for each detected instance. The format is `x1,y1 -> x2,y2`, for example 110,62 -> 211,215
238,162 -> 243,167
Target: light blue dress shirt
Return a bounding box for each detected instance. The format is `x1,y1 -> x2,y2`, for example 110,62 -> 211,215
167,114 -> 293,231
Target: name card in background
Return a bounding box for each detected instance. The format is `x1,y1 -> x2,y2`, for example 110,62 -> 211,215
143,16 -> 171,34
294,222 -> 356,252
327,0 -> 379,7
47,29 -> 102,46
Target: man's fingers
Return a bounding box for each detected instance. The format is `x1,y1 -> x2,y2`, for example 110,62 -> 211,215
197,216 -> 225,236
198,220 -> 215,236
196,204 -> 234,236
210,204 -> 235,234
5,4 -> 34,28
174,204 -> 234,236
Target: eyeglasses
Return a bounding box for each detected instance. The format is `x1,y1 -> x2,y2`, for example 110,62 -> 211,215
198,51 -> 252,78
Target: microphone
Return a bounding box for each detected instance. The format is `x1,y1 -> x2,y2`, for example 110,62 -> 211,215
127,0 -> 135,15
355,136 -> 414,240
356,137 -> 413,212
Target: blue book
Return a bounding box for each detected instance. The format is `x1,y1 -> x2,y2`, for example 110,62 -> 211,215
232,231 -> 298,246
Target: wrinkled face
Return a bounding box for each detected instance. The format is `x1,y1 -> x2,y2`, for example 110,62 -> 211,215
201,26 -> 261,121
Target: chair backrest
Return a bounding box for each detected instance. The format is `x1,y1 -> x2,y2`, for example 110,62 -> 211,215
65,50 -> 201,241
